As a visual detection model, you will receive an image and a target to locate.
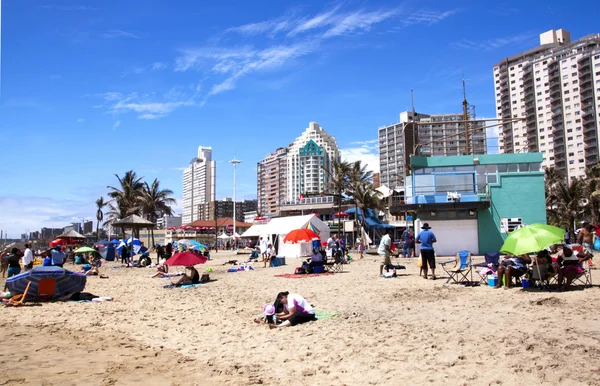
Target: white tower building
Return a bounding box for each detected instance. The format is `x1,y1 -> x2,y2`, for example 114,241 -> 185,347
287,122 -> 340,200
182,146 -> 216,224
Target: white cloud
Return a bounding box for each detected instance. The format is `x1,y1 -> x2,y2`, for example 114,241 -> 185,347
340,140 -> 380,173
151,62 -> 168,70
112,120 -> 121,130
0,195 -> 96,237
452,32 -> 535,51
103,30 -> 140,39
97,90 -> 200,119
77,118 -> 85,123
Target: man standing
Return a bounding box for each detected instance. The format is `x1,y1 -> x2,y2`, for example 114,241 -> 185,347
378,230 -> 393,276
401,228 -> 411,258
22,243 -> 34,271
259,236 -> 268,260
416,223 -> 437,280
50,245 -> 66,268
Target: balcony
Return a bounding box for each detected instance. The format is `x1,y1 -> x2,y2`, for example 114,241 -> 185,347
582,108 -> 595,119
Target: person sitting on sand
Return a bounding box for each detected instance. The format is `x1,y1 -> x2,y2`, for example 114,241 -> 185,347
172,266 -> 200,286
308,249 -> 324,272
555,244 -> 592,290
264,244 -> 276,268
495,254 -> 531,289
268,291 -> 316,329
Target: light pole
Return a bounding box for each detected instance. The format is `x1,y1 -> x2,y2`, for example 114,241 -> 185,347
230,156 -> 241,248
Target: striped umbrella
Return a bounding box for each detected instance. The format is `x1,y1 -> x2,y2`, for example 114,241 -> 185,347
6,266 -> 86,298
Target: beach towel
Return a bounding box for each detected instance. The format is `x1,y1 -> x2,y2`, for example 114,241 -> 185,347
163,283 -> 203,289
314,309 -> 340,321
275,272 -> 333,279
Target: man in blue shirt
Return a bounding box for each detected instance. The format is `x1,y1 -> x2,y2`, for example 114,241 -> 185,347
416,223 -> 437,280
50,246 -> 66,267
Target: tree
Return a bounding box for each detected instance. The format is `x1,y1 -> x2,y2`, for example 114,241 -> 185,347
95,197 -> 106,241
352,180 -> 385,234
107,170 -> 145,237
326,160 -> 352,235
347,161 -> 375,239
547,178 -> 585,230
141,178 -> 176,247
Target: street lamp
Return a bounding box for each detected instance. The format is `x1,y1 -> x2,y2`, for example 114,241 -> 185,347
229,157 -> 242,248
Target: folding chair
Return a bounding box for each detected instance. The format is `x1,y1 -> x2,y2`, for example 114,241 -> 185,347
569,245 -> 592,288
440,250 -> 472,284
472,252 -> 500,285
324,251 -> 343,273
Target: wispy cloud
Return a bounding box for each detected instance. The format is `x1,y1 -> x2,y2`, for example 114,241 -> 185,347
341,140 -> 380,173
103,30 -> 140,39
151,62 -> 168,71
112,120 -> 121,130
123,62 -> 168,77
77,118 -> 85,123
452,32 -> 536,51
97,87 -> 201,119
42,5 -> 98,11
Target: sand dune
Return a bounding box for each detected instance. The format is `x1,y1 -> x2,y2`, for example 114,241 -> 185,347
2,252 -> 600,385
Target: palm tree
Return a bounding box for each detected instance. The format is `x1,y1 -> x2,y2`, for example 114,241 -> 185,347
347,161 -> 375,238
95,197 -> 106,241
107,170 -> 145,236
582,165 -> 600,224
547,178 -> 585,230
325,160 -> 352,235
141,178 -> 176,247
352,180 -> 385,233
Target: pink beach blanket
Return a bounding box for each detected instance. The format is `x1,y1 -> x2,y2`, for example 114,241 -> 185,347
275,273 -> 333,279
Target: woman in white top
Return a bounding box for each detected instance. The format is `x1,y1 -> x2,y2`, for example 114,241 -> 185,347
264,244 -> 276,268
269,291 -> 316,329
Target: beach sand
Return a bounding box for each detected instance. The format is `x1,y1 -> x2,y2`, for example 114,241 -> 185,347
2,251 -> 600,385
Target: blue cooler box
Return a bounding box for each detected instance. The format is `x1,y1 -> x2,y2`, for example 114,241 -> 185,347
271,256 -> 286,267
313,266 -> 325,274
488,276 -> 498,287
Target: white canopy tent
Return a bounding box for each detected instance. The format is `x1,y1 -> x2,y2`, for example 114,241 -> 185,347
217,233 -> 231,240
241,214 -> 330,257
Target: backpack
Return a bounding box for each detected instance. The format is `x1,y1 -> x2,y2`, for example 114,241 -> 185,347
295,267 -> 306,275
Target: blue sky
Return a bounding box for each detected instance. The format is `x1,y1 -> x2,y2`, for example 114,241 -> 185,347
1,0 -> 598,237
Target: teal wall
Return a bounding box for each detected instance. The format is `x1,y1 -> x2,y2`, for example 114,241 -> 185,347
478,172 -> 547,253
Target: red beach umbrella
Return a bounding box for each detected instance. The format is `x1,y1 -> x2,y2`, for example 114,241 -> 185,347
283,229 -> 320,244
333,212 -> 349,217
165,251 -> 208,267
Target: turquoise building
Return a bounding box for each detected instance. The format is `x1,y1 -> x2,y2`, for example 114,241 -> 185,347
390,153 -> 546,255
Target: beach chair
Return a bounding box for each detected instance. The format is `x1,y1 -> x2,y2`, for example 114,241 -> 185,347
5,282 -> 31,307
472,252 -> 500,284
35,278 -> 57,301
324,251 -> 343,273
440,250 -> 473,284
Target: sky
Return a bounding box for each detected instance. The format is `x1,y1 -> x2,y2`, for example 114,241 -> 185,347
1,0 -> 598,237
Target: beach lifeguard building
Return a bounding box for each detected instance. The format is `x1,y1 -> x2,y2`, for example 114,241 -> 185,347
390,153 -> 546,255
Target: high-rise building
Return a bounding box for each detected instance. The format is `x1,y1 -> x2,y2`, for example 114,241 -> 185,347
378,111 -> 486,189
494,29 -> 600,180
198,199 -> 258,222
41,227 -> 63,240
182,146 -> 216,224
257,147 -> 288,217
287,122 -> 340,201
83,221 -> 93,234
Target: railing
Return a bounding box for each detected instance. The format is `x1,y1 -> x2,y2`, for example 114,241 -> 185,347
280,195 -> 336,206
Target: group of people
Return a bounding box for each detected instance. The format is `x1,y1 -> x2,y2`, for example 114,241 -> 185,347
255,291 -> 316,329
256,237 -> 277,268
377,223 -> 437,279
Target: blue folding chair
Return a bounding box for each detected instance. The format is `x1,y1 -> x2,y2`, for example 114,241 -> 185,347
440,250 -> 473,284
473,252 -> 500,285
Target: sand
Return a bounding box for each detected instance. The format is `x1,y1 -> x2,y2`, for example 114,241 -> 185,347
2,251 -> 600,385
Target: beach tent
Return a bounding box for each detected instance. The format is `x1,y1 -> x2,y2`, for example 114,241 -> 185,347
241,214 -> 330,257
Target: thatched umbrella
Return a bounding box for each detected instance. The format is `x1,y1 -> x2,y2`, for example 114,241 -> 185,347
56,230 -> 87,245
111,214 -> 155,240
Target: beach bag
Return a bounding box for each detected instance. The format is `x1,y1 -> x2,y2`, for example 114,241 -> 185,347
295,267 -> 306,275
200,274 -> 210,283
594,238 -> 600,251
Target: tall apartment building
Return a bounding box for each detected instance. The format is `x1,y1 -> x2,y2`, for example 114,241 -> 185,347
494,29 -> 600,180
378,111 -> 486,189
257,147 -> 288,217
198,199 -> 258,222
182,146 -> 216,224
287,122 -> 341,201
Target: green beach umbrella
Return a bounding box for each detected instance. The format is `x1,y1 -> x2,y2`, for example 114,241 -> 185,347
74,246 -> 97,254
500,223 -> 564,256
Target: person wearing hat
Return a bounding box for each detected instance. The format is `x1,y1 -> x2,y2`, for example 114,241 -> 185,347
416,223 -> 437,280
